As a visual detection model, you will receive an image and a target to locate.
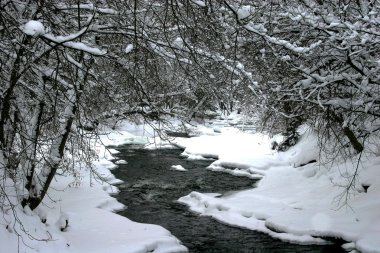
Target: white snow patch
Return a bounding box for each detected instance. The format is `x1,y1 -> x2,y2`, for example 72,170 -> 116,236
237,5 -> 254,20
184,153 -> 214,161
22,20 -> 45,36
236,62 -> 244,70
43,32 -> 106,55
108,148 -> 120,154
115,159 -> 128,165
173,37 -> 184,48
171,165 -> 187,172
190,0 -> 206,7
125,44 -> 134,54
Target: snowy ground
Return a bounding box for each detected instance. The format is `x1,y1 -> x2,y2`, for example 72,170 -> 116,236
106,114 -> 380,253
2,114 -> 379,253
173,116 -> 380,253
0,121 -> 187,253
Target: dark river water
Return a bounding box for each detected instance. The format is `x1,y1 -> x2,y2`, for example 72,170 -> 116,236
111,145 -> 345,253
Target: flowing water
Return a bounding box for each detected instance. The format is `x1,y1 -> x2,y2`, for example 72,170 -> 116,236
112,145 -> 345,253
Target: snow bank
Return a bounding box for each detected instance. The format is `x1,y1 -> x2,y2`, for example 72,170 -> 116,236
177,124 -> 380,252
5,115 -> 378,252
99,121 -> 152,146
0,121 -> 187,253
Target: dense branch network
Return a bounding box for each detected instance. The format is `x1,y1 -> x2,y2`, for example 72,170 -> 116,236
0,0 -> 379,217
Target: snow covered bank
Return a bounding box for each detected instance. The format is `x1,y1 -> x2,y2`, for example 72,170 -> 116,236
4,116 -> 378,253
0,121 -> 187,253
176,125 -> 380,252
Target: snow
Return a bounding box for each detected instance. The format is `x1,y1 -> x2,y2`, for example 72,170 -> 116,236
236,62 -> 244,70
281,55 -> 291,61
0,122 -> 187,253
171,165 -> 187,172
173,37 -> 184,48
125,44 -> 134,54
43,31 -> 106,56
22,20 -> 45,36
183,153 -> 213,161
243,21 -> 321,54
174,120 -> 380,252
2,114 -> 380,252
237,5 -> 254,20
190,0 -> 206,7
58,3 -> 118,15
115,159 -> 128,164
44,27 -> 88,43
61,41 -> 106,55
244,22 -> 267,34
99,121 -> 152,146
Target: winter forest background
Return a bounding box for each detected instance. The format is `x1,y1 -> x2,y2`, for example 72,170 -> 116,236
1,0 -> 380,251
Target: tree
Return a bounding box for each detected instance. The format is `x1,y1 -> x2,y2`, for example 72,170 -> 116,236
0,0 -> 252,215
2,0 -> 377,222
218,0 -> 380,154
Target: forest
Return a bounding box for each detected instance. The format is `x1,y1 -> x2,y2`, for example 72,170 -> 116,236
1,1 -> 379,252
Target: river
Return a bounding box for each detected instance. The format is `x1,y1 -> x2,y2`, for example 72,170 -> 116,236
112,145 -> 345,253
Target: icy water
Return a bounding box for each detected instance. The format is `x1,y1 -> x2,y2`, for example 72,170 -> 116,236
112,145 -> 345,253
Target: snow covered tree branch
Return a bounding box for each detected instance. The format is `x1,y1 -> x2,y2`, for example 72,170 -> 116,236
1,0 -> 379,236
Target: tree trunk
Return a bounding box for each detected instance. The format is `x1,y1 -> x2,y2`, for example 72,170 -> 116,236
330,110 -> 364,154
26,88 -> 77,210
343,126 -> 363,154
21,101 -> 45,207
